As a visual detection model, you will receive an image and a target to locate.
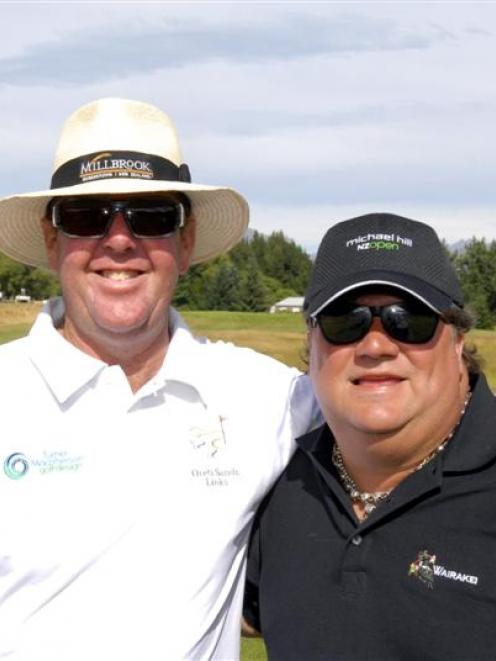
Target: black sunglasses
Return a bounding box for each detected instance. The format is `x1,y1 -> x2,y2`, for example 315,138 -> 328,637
50,196 -> 187,239
312,299 -> 440,345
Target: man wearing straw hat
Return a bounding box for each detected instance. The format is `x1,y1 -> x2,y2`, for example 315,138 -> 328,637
0,98 -> 319,660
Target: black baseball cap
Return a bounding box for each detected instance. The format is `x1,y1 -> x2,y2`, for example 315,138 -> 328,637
304,212 -> 463,318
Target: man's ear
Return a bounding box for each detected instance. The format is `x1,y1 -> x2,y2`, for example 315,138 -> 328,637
454,332 -> 465,377
40,218 -> 59,272
178,217 -> 196,276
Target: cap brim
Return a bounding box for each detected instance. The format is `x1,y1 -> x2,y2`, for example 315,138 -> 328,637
307,271 -> 458,318
0,178 -> 249,268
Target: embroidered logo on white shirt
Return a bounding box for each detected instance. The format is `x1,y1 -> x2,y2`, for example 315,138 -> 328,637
188,415 -> 227,459
3,450 -> 83,479
4,453 -> 29,480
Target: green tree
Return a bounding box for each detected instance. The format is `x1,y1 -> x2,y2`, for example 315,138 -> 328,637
452,238 -> 496,328
208,258 -> 243,311
173,230 -> 312,311
0,253 -> 60,299
27,268 -> 60,300
240,257 -> 268,312
173,263 -> 213,310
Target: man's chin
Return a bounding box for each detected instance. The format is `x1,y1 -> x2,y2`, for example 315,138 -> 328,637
94,317 -> 151,337
350,412 -> 410,438
89,301 -> 153,334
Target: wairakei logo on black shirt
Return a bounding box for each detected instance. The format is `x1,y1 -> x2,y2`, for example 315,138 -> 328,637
408,550 -> 436,588
408,549 -> 479,589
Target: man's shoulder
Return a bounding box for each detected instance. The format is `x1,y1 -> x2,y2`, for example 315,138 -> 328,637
199,336 -> 300,377
0,334 -> 30,361
253,428 -> 326,531
196,336 -> 313,408
0,335 -> 34,391
182,334 -> 319,434
266,424 -> 328,494
171,309 -> 301,382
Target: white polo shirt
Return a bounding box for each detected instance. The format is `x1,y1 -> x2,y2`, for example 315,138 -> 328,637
0,299 -> 319,660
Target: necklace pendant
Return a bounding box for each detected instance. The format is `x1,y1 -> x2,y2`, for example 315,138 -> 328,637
364,501 -> 376,515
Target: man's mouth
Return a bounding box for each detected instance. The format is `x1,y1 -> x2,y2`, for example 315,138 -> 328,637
351,375 -> 404,386
98,270 -> 141,281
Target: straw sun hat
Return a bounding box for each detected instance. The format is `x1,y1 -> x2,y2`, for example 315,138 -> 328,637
0,98 -> 249,269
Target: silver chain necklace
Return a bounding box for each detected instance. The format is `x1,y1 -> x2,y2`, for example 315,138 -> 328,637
332,391 -> 472,519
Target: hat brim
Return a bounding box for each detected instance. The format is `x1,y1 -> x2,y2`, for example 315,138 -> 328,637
0,178 -> 249,268
307,271 -> 459,318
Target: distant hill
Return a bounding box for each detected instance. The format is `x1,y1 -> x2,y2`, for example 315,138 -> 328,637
449,239 -> 469,254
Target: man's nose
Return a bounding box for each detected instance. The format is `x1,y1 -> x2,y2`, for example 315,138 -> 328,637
355,317 -> 400,360
102,211 -> 137,251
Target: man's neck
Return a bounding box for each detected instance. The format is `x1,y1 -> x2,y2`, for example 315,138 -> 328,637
59,317 -> 171,394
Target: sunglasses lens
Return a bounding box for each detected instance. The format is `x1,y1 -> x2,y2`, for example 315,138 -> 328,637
54,200 -> 109,237
317,305 -> 372,344
382,303 -> 439,344
316,299 -> 440,345
52,198 -> 184,238
126,200 -> 183,238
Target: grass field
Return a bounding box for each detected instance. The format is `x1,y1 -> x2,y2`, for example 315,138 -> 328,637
1,302 -> 494,661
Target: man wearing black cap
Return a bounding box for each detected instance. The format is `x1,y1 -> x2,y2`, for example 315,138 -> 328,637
244,213 -> 496,660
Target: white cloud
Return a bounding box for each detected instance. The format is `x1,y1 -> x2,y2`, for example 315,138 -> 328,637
0,7 -> 446,87
0,1 -> 494,243
250,202 -> 496,256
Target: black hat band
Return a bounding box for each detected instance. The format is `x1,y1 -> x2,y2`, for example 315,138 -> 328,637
50,150 -> 191,189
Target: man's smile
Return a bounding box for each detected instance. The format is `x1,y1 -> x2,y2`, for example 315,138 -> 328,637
97,270 -> 143,280
351,374 -> 406,387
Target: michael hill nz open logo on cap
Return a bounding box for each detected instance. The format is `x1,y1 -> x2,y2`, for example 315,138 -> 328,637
346,232 -> 413,252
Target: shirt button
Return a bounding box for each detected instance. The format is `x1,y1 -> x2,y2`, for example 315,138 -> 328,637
351,535 -> 363,546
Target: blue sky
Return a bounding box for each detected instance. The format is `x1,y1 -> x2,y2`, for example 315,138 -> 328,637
0,1 -> 495,252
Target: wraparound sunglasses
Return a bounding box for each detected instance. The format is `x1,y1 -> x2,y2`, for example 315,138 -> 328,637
311,299 -> 440,345
49,196 -> 187,239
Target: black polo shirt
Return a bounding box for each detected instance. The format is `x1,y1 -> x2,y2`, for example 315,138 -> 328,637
244,374 -> 496,661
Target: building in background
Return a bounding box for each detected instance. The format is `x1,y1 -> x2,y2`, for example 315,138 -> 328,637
270,296 -> 304,313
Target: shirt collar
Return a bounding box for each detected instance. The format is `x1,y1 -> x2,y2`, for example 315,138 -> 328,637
440,373 -> 496,472
28,299 -> 212,406
296,373 -> 496,474
153,307 -> 212,406
296,423 -> 331,463
28,298 -> 107,404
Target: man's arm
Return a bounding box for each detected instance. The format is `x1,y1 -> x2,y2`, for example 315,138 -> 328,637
242,575 -> 262,637
241,616 -> 261,637
242,501 -> 264,636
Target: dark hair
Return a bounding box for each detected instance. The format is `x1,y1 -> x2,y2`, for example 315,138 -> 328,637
442,306 -> 483,375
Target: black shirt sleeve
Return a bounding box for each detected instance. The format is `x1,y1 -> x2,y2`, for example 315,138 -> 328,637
243,507 -> 263,632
